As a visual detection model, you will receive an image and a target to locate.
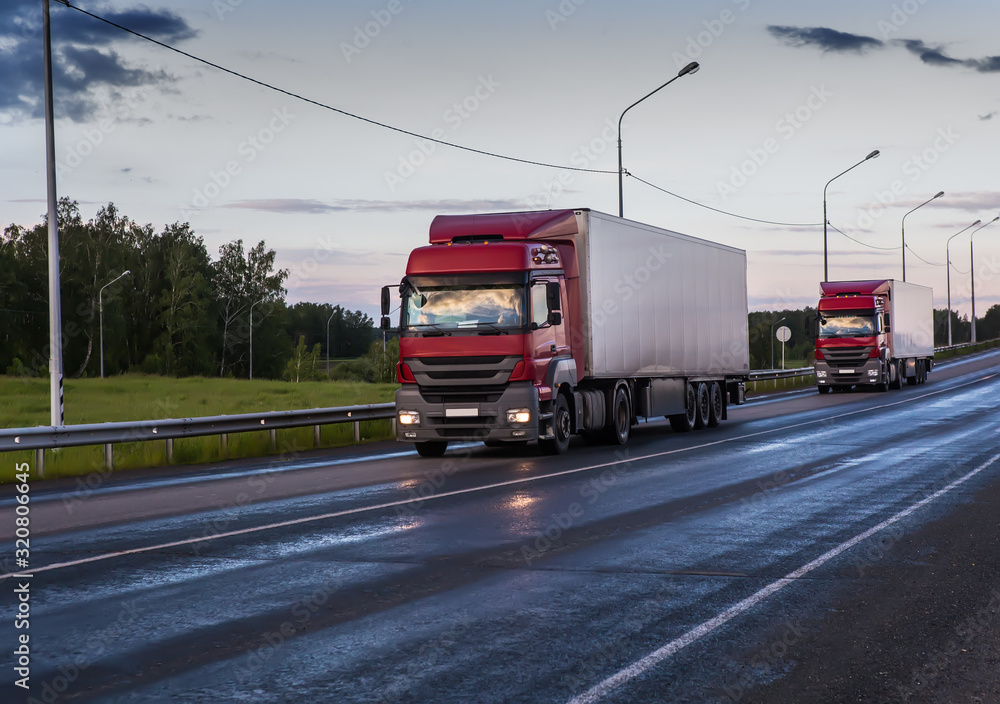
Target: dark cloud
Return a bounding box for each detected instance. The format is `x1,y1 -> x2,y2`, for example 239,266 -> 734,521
0,0 -> 196,123
224,198 -> 534,214
767,26 -> 884,53
970,56 -> 1000,73
897,39 -> 966,67
980,111 -> 997,121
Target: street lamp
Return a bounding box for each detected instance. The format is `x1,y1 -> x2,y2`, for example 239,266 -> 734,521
770,316 -> 786,370
326,307 -> 337,377
946,220 -> 981,346
970,216 -> 999,344
822,149 -> 880,282
99,270 -> 131,379
901,191 -> 944,282
617,61 -> 699,218
249,298 -> 265,380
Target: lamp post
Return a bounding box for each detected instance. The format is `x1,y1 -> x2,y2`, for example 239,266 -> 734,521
770,316 -> 786,370
249,298 -> 265,380
99,270 -> 131,379
326,307 -> 336,377
970,216 -> 999,344
822,149 -> 880,282
901,191 -> 944,282
43,0 -> 65,426
947,220 -> 981,346
617,61 -> 699,218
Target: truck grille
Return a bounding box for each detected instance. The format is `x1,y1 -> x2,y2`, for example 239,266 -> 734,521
405,355 -> 522,387
419,385 -> 507,405
820,346 -> 873,368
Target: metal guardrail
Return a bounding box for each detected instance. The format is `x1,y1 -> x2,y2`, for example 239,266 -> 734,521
0,403 -> 395,476
5,338 -> 997,477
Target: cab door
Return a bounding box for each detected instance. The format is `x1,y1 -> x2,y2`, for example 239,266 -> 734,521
529,278 -> 568,382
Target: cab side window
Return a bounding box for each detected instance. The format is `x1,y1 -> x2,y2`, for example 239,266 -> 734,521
531,281 -> 549,328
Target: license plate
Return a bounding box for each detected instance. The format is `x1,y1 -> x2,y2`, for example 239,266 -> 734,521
839,369 -> 854,374
445,408 -> 479,418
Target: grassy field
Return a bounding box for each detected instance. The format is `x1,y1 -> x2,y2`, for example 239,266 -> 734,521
1,375 -> 397,482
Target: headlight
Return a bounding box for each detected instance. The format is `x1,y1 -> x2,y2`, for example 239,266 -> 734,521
506,408 -> 531,424
868,369 -> 878,377
816,370 -> 827,378
398,410 -> 420,425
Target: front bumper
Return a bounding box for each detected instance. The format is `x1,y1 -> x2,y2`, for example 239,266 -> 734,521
395,381 -> 541,443
815,359 -> 882,386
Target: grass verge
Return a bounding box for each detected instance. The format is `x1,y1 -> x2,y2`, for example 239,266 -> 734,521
0,375 -> 397,482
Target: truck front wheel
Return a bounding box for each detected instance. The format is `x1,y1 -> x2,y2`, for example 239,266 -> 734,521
540,394 -> 572,455
415,441 -> 448,458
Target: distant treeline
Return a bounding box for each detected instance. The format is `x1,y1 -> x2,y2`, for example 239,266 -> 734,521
1,199 -> 377,380
749,306 -> 1000,369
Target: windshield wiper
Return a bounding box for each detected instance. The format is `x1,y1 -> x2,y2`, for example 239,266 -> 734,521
474,321 -> 510,335
408,323 -> 452,337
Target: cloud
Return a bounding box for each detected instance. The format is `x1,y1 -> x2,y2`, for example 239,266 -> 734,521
224,198 -> 533,214
931,191 -> 1000,213
768,26 -> 1000,75
980,111 -> 997,121
0,0 -> 197,123
767,25 -> 884,53
897,39 -> 965,67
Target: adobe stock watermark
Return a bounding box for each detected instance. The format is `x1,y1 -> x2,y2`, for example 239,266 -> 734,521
717,84 -> 833,201
178,106 -> 295,220
876,0 -> 931,39
521,117 -> 615,210
545,0 -> 587,31
340,0 -> 409,63
56,88 -> 151,177
383,75 -> 501,192
213,0 -> 244,21
851,126 -> 959,231
673,0 -> 752,68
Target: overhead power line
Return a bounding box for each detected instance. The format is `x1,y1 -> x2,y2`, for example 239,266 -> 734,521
827,223 -> 900,251
628,173 -> 823,228
57,1 -> 615,175
904,243 -> 947,268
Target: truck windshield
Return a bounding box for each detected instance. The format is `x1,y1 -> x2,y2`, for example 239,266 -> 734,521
818,311 -> 876,338
403,284 -> 525,331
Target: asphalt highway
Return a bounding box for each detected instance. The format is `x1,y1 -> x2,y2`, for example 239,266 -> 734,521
4,349 -> 1000,703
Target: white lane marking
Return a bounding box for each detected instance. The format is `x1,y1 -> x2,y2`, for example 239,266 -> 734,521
566,451 -> 1000,704
1,373 -> 995,581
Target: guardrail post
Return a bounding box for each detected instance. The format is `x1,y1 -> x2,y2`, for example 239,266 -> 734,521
104,443 -> 113,472
269,428 -> 277,451
314,425 -> 321,447
391,417 -> 397,435
35,448 -> 44,479
165,438 -> 174,464
353,421 -> 360,443
220,433 -> 229,457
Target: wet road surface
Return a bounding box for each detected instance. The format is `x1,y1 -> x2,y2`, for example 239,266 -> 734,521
4,350 -> 1000,703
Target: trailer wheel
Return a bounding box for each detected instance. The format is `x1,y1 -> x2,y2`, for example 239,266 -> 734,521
602,386 -> 631,445
668,384 -> 697,432
918,359 -> 927,384
707,382 -> 724,427
415,441 -> 448,458
694,383 -> 711,429
540,394 -> 572,455
906,361 -> 918,386
889,360 -> 902,390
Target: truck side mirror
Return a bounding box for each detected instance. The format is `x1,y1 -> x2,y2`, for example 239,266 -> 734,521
546,281 -> 561,312
380,316 -> 391,331
547,311 -> 562,326
380,286 -> 392,316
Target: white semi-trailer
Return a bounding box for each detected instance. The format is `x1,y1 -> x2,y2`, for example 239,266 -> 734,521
385,208 -> 750,456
